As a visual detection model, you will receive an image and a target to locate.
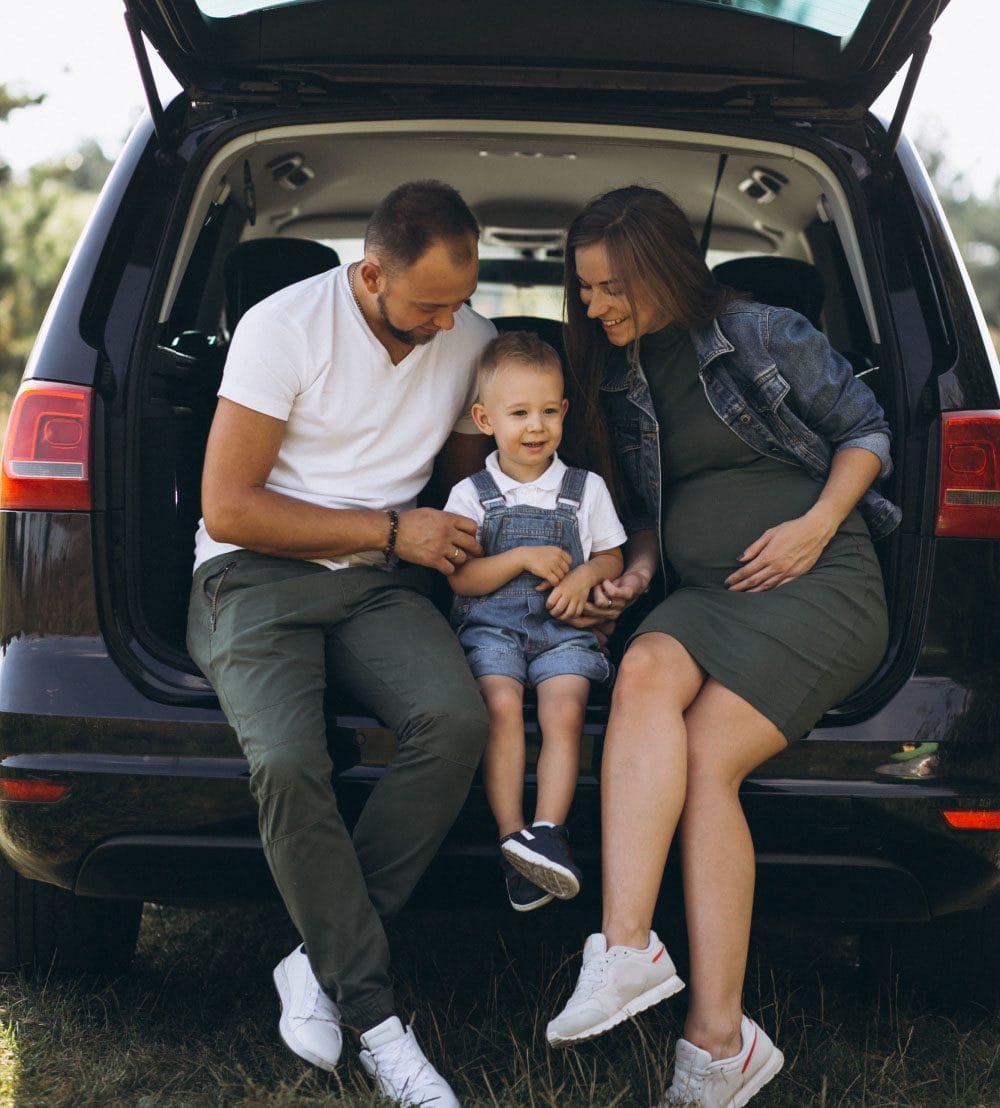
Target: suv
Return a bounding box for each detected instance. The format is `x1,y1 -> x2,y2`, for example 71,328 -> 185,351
2,0 -> 998,995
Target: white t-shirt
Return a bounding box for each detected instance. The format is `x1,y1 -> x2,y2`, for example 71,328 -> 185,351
444,451 -> 627,560
193,264 -> 496,571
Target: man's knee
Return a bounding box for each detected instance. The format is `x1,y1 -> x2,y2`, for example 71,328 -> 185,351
247,735 -> 333,811
402,696 -> 490,767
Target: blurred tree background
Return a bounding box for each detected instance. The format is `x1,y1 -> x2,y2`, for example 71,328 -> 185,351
0,85 -> 114,431
0,84 -> 998,441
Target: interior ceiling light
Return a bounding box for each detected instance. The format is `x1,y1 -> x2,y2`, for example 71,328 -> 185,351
738,166 -> 789,204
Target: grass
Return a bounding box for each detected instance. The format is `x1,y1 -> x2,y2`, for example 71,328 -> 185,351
0,902 -> 997,1106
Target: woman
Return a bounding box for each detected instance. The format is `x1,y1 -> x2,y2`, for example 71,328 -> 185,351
545,186 -> 900,1107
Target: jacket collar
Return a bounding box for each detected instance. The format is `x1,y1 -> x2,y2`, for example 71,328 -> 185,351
600,306 -> 737,390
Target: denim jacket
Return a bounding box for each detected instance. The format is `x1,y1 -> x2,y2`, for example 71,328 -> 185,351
600,301 -> 902,560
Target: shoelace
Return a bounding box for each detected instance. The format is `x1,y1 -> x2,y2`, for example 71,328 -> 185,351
372,1031 -> 434,1097
297,974 -> 338,1025
567,948 -> 609,1002
661,1060 -> 705,1106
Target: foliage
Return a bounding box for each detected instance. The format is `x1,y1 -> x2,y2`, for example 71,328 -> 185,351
917,134 -> 1000,342
0,85 -> 112,408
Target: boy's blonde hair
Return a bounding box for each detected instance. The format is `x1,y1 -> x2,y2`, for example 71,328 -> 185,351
476,330 -> 563,399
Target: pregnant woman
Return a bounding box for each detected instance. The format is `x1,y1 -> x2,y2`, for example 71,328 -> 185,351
546,186 -> 899,1107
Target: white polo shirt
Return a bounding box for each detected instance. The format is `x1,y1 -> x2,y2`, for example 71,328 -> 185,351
193,264 -> 496,571
444,451 -> 627,559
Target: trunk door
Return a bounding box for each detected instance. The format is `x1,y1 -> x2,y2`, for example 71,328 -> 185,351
125,0 -> 949,116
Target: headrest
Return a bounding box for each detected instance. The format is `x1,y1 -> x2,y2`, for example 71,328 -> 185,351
491,316 -> 566,364
712,256 -> 825,328
224,237 -> 340,331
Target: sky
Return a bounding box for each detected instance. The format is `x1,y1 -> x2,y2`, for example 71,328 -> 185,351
1,2 -> 997,195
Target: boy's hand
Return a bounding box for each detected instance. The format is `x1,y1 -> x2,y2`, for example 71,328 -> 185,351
522,545 -> 572,587
545,571 -> 592,619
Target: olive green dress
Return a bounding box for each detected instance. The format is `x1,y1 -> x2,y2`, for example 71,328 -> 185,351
631,325 -> 888,741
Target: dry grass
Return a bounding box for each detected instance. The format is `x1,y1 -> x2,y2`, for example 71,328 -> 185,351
0,902 -> 997,1106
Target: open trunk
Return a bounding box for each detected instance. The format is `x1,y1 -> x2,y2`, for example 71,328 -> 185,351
124,105 -> 925,731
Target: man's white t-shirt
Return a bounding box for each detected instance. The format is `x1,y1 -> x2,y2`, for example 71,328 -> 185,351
444,451 -> 627,559
193,264 -> 496,571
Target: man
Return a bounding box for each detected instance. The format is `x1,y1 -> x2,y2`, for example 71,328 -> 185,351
187,180 -> 495,1106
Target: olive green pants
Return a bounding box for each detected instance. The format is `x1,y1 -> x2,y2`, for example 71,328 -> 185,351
187,551 -> 488,1029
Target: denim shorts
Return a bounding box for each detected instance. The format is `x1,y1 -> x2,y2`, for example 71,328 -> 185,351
458,619 -> 612,687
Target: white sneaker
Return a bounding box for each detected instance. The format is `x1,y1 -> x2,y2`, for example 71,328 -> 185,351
658,1016 -> 784,1107
359,1016 -> 460,1107
546,931 -> 684,1046
272,944 -> 342,1071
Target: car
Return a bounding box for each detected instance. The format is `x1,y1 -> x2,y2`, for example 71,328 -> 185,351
1,0 -> 998,998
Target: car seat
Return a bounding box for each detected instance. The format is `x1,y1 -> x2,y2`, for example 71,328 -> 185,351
224,237 -> 341,333
712,256 -> 825,328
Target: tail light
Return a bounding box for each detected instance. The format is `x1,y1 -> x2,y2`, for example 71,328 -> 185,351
942,810 -> 1000,831
0,381 -> 93,511
0,778 -> 70,803
935,410 -> 1000,538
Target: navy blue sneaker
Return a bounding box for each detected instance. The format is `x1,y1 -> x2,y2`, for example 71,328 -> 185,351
502,857 -> 554,912
501,824 -> 582,899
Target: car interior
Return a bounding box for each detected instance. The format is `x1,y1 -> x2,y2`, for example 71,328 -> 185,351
134,119 -> 891,668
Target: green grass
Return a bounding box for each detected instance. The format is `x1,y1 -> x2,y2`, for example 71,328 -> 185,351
0,902 -> 997,1106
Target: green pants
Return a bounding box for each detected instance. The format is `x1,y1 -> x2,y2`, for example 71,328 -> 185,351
187,551 -> 488,1029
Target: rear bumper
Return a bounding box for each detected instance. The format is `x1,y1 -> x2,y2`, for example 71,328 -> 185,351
29,768 -> 999,924
1,711 -> 998,922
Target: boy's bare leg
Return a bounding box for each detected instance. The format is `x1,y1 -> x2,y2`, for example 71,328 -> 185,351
478,674 -> 529,838
534,674 -> 590,824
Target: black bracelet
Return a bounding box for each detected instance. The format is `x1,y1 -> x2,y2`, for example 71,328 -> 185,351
383,509 -> 399,563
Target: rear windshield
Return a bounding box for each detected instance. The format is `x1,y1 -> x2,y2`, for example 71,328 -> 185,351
196,0 -> 870,37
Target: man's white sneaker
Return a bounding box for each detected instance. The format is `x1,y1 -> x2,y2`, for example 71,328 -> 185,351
359,1015 -> 460,1107
546,930 -> 684,1046
658,1016 -> 784,1107
272,944 -> 343,1071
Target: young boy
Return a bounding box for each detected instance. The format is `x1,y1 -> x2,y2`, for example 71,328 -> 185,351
445,331 -> 625,911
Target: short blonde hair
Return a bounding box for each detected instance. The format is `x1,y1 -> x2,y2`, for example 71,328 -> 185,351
476,330 -> 563,399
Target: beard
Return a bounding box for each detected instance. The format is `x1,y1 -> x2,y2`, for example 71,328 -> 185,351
376,292 -> 438,347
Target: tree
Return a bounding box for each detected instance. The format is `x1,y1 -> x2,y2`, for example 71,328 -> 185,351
0,85 -> 110,401
916,132 -> 1000,348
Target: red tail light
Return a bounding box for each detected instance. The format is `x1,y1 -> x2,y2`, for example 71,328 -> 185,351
935,410 -> 1000,538
942,810 -> 1000,831
0,778 -> 70,804
0,381 -> 93,511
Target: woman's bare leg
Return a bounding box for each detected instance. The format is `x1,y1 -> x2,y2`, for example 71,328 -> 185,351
478,674 -> 528,839
601,633 -> 704,949
534,674 -> 590,825
679,679 -> 787,1059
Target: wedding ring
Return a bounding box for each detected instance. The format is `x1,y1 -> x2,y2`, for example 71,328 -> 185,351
452,547 -> 461,560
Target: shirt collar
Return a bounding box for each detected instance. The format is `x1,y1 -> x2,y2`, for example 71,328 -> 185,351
485,450 -> 566,493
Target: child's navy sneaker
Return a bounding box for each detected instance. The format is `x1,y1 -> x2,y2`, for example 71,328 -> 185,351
501,823 -> 582,899
502,857 -> 554,912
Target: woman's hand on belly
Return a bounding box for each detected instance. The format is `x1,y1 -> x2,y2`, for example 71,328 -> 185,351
725,511 -> 837,592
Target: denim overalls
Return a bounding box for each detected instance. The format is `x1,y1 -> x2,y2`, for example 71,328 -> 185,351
452,466 -> 612,687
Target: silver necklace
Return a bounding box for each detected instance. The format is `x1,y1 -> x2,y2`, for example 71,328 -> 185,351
349,262 -> 365,317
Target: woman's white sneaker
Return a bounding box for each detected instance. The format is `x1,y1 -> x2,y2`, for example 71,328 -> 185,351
658,1016 -> 784,1107
272,944 -> 343,1071
359,1016 -> 460,1107
546,930 -> 685,1046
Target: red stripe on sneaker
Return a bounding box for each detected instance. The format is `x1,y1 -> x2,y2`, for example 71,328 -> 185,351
652,945 -> 666,963
742,1026 -> 758,1074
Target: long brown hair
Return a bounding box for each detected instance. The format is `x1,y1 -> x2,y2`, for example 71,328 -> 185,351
561,186 -> 733,500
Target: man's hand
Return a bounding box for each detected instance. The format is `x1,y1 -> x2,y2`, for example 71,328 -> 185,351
524,546 -> 573,587
395,509 -> 482,575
